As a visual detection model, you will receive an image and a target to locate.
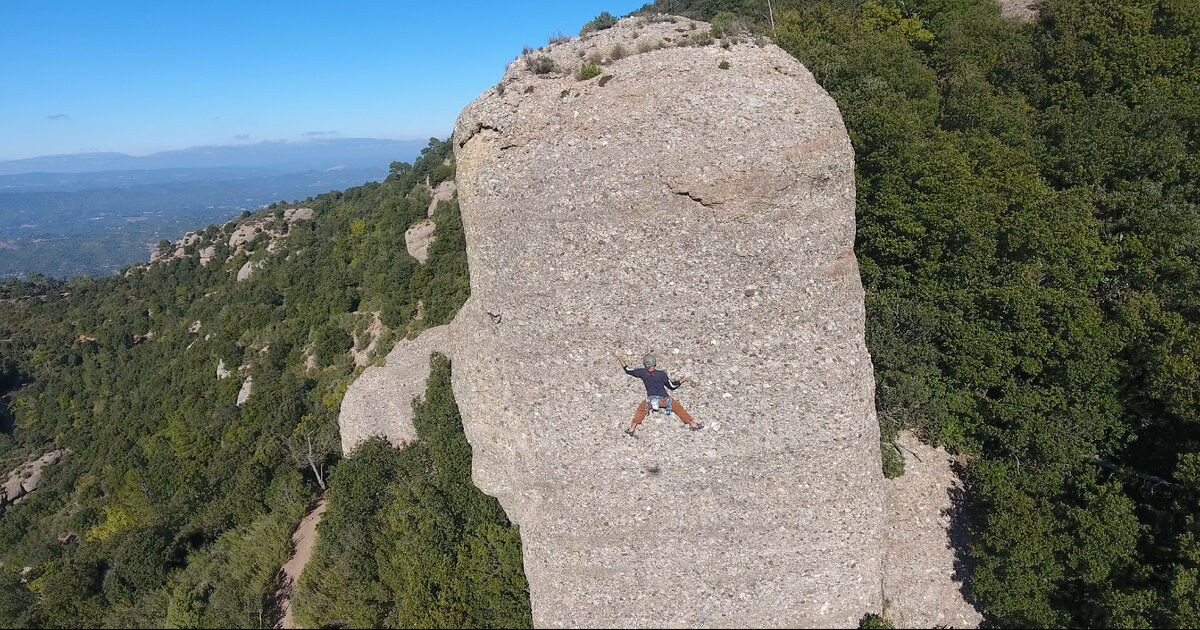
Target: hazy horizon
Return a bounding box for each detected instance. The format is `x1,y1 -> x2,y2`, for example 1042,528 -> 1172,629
0,137 -> 431,176
0,136 -> 435,163
0,1 -> 645,162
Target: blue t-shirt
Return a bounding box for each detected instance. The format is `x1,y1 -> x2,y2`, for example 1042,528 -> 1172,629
625,367 -> 680,398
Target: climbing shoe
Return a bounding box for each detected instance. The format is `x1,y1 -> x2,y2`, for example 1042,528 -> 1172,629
689,423 -> 705,431
624,429 -> 636,437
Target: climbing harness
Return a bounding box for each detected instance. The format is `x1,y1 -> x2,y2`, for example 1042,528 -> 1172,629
647,395 -> 673,417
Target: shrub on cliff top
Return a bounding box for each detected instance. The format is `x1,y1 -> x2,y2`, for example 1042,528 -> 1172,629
580,11 -> 617,35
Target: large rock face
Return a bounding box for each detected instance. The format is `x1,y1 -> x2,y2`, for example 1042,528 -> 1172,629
449,15 -> 882,628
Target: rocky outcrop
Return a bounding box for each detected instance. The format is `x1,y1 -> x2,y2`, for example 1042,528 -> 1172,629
237,259 -> 265,281
450,15 -> 879,628
404,220 -> 436,263
882,432 -> 983,628
237,376 -> 254,407
427,180 -> 456,217
338,324 -> 454,454
996,0 -> 1038,21
406,181 -> 456,263
2,450 -> 68,512
147,206 -> 314,269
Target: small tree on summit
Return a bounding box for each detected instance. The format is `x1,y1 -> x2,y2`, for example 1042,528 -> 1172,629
580,11 -> 617,35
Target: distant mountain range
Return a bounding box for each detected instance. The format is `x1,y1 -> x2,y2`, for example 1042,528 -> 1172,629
0,138 -> 429,278
0,137 -> 429,176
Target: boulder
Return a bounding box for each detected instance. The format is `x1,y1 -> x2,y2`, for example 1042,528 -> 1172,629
285,207 -> 314,222
450,15 -> 881,628
996,0 -> 1037,21
200,245 -> 217,266
237,376 -> 254,407
228,223 -> 258,250
339,324 -> 454,454
2,450 -> 69,510
20,468 -> 43,494
237,259 -> 265,281
404,220 -> 437,263
2,474 -> 24,504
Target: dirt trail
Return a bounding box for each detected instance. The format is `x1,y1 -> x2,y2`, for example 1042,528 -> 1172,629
276,497 -> 327,629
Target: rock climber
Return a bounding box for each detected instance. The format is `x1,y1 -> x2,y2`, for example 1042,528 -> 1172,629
615,353 -> 703,436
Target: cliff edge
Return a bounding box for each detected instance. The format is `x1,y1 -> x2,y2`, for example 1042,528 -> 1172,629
450,15 -> 882,628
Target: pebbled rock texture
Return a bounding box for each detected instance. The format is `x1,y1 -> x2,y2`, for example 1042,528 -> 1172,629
450,15 -> 882,628
882,432 -> 983,629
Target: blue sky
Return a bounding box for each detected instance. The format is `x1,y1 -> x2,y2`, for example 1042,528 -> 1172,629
0,1 -> 647,161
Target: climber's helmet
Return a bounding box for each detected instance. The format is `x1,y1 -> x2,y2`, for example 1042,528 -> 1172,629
643,354 -> 656,369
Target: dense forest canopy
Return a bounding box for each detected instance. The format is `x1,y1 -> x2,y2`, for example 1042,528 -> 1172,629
643,0 -> 1199,625
0,138 -> 508,627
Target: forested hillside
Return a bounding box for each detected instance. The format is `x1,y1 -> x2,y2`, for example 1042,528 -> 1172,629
0,138 -> 499,627
646,0 -> 1198,625
292,356 -> 531,628
3,1 -> 1198,627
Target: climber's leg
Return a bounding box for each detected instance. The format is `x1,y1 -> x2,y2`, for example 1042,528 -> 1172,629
627,401 -> 648,434
671,400 -> 699,427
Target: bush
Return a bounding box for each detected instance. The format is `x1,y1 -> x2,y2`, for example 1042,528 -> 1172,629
718,60 -> 731,70
430,162 -> 456,186
710,11 -> 749,38
881,441 -> 905,479
859,613 -> 895,629
313,324 -> 351,366
577,63 -> 601,81
579,11 -> 617,36
610,43 -> 627,60
524,55 -> 556,75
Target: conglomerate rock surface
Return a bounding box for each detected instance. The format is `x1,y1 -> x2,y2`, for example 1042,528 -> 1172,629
883,432 -> 984,628
338,324 -> 454,454
448,15 -> 883,628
